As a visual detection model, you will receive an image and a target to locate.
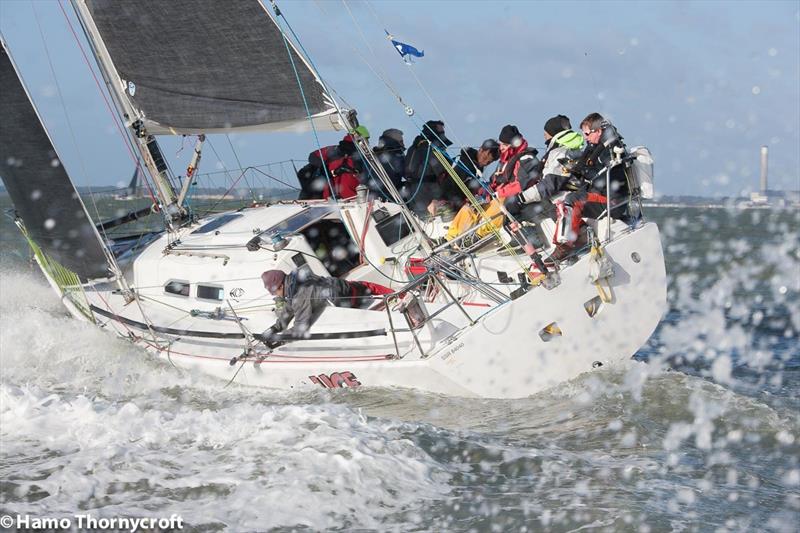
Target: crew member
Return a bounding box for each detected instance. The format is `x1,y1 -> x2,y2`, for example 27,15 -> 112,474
490,125 -> 540,200
551,113 -> 631,253
260,268 -> 393,343
298,127 -> 369,200
442,139 -> 500,209
371,128 -> 405,195
404,120 -> 452,215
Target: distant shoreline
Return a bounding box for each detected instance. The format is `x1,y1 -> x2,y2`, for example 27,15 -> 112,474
644,202 -> 799,210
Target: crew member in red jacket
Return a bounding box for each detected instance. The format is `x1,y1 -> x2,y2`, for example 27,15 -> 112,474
490,125 -> 540,200
321,134 -> 366,200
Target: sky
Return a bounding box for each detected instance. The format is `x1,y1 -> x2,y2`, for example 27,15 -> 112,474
1,0 -> 798,197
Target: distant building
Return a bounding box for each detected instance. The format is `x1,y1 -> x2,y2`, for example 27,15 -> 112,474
748,146 -> 800,207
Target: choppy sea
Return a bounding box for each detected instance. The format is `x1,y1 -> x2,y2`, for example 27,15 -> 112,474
1,200 -> 798,532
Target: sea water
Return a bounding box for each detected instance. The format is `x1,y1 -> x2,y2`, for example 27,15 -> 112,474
1,201 -> 798,532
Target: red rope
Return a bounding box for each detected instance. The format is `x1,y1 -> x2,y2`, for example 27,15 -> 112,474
57,0 -> 158,206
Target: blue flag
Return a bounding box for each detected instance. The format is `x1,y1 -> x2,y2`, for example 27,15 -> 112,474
386,30 -> 424,63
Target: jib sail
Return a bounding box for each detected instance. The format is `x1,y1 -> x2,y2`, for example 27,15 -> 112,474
0,41 -> 111,280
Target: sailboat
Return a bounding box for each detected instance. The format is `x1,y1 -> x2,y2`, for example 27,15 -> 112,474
0,0 -> 667,399
114,166 -> 142,201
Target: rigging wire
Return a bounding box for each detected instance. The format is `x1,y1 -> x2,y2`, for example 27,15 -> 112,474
55,0 -> 158,207
32,3 -> 106,231
32,3 -> 127,277
360,0 -> 487,175
225,134 -> 257,202
268,0 -> 337,201
333,0 -> 412,113
204,137 -> 252,201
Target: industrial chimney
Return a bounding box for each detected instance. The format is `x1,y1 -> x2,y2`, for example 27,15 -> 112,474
760,145 -> 768,193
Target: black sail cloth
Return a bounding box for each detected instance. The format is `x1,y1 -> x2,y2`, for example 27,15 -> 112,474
80,0 -> 336,134
0,44 -> 111,279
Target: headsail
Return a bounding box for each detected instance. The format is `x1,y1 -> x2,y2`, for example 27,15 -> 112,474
121,165 -> 140,198
0,41 -> 111,279
73,0 -> 339,135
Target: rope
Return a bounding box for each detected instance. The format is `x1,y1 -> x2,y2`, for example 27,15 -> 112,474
404,142 -> 431,205
431,147 -> 544,285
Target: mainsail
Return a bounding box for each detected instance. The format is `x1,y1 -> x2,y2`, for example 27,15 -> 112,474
0,42 -> 111,279
73,0 -> 339,135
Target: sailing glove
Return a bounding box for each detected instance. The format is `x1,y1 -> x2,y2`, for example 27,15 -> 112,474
517,185 -> 542,205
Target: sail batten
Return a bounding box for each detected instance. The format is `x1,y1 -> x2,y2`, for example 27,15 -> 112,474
0,42 -> 111,280
76,0 -> 339,135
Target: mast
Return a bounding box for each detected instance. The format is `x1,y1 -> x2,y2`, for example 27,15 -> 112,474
70,0 -> 182,228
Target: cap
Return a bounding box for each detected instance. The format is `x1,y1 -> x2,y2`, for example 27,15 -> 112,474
381,128 -> 404,144
498,125 -> 522,146
261,270 -> 286,293
423,120 -> 452,147
544,115 -> 572,137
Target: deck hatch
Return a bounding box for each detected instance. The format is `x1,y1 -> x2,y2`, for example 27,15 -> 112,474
192,213 -> 243,234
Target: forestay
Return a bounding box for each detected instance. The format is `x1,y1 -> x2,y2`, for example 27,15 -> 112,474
75,0 -> 338,135
0,42 -> 111,279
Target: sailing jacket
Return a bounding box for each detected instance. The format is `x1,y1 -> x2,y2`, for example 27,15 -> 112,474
519,130 -> 584,204
437,147 -> 494,208
570,133 -> 630,203
271,271 -> 390,337
404,135 -> 447,186
322,156 -> 361,199
372,136 -> 405,191
491,139 -> 540,199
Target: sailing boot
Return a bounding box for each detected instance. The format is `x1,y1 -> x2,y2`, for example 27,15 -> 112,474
543,228 -> 589,266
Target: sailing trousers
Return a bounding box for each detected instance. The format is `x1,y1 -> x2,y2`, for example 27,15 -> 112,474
555,191 -> 608,244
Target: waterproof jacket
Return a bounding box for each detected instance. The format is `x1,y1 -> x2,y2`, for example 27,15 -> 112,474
372,136 -> 405,191
299,144 -> 341,199
404,135 -> 447,186
531,130 -> 585,201
322,155 -> 361,199
491,139 -> 540,199
572,135 -> 630,203
403,135 -> 448,213
273,271 -> 361,337
438,147 -> 490,208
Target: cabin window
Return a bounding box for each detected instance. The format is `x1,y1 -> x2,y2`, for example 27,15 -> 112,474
373,210 -> 411,246
193,213 -> 243,234
164,280 -> 190,297
197,284 -> 224,301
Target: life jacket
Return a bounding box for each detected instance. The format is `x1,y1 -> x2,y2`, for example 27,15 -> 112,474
322,155 -> 360,199
492,139 -> 539,197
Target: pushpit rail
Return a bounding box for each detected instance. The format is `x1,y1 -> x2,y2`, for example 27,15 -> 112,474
380,261 -> 509,360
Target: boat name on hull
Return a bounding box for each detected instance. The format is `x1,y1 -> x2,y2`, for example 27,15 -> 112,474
309,371 -> 361,389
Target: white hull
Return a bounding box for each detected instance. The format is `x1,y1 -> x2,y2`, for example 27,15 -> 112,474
39,200 -> 666,399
